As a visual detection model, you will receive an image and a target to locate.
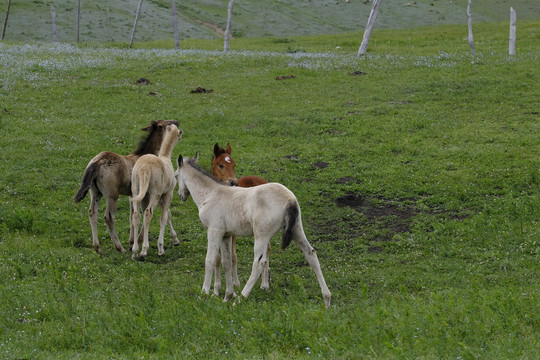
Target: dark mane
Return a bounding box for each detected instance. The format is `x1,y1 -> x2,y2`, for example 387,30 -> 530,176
132,122 -> 157,155
132,120 -> 180,156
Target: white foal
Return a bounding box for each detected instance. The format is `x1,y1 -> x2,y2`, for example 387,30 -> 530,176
175,155 -> 331,308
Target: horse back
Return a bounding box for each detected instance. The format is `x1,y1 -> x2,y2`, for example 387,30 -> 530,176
238,175 -> 268,188
89,151 -> 135,197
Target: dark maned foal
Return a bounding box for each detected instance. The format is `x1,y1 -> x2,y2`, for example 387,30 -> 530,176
74,119 -> 180,255
212,143 -> 270,291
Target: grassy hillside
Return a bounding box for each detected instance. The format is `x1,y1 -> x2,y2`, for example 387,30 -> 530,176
0,21 -> 539,358
1,0 -> 539,43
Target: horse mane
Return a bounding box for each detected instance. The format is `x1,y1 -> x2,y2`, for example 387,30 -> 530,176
185,156 -> 229,186
132,122 -> 158,155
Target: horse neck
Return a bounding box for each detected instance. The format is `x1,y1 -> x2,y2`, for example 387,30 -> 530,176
183,163 -> 219,208
158,131 -> 177,160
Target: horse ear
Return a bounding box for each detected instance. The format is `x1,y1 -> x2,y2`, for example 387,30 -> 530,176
141,122 -> 153,132
213,143 -> 221,157
226,143 -> 232,155
177,154 -> 183,167
193,153 -> 199,163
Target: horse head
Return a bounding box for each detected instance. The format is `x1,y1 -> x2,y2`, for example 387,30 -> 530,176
212,142 -> 239,186
134,119 -> 180,156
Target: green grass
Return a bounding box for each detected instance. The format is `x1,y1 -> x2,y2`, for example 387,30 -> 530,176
2,0 -> 540,43
0,21 -> 539,358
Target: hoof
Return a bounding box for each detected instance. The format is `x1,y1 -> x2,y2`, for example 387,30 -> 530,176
139,255 -> 146,262
172,239 -> 180,246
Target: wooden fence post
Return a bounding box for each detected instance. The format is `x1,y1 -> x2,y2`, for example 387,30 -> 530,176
2,0 -> 12,41
467,0 -> 475,55
509,7 -> 516,55
358,0 -> 382,56
171,0 -> 180,49
130,0 -> 144,48
51,4 -> 58,43
224,0 -> 234,51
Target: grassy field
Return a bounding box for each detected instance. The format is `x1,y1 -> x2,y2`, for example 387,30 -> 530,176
1,21 -> 539,358
2,0 -> 540,43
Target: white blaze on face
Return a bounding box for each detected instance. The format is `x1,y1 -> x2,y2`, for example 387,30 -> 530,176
225,156 -> 231,164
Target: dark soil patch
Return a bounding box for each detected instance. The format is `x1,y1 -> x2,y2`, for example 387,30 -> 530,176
348,70 -> 367,76
136,78 -> 151,85
276,75 -> 295,80
335,192 -> 415,221
336,177 -> 360,184
313,162 -> 329,169
190,87 -> 213,94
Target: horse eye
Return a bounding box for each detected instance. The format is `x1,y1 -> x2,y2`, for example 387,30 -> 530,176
218,164 -> 224,169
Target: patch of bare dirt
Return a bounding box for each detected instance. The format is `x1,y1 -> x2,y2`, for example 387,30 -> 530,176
190,87 -> 213,94
276,75 -> 295,80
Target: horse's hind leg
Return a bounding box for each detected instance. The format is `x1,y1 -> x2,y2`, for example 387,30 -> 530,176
130,201 -> 142,260
293,225 -> 331,308
89,189 -> 102,255
241,237 -> 271,300
260,243 -> 271,290
104,196 -> 126,253
167,209 -> 180,246
157,193 -> 173,256
139,196 -> 159,260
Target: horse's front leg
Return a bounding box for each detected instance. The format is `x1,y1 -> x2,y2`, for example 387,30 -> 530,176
232,236 -> 241,288
202,229 -> 222,296
214,252 -> 221,296
220,236 -> 236,302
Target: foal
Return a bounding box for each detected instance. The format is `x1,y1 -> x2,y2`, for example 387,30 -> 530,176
212,143 -> 270,291
130,124 -> 183,261
175,155 -> 331,307
74,120 -> 180,255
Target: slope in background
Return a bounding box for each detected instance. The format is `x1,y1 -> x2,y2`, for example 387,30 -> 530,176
1,0 -> 539,43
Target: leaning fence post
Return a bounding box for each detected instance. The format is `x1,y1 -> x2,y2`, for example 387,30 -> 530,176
2,0 -> 12,41
51,4 -> 58,43
130,0 -> 144,48
509,7 -> 516,55
358,0 -> 382,56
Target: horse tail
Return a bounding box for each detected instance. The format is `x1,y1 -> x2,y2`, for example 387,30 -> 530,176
282,200 -> 299,250
131,167 -> 150,203
74,162 -> 99,203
